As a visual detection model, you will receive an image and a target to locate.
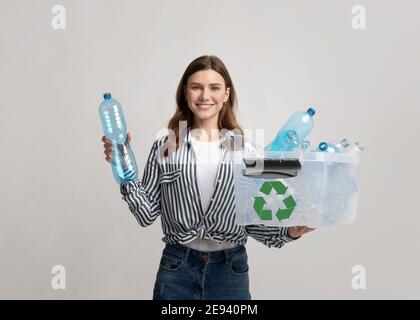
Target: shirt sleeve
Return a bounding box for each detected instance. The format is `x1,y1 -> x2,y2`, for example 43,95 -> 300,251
119,139 -> 162,227
245,225 -> 298,248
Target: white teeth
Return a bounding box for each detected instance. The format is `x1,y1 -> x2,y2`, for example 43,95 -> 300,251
196,104 -> 214,110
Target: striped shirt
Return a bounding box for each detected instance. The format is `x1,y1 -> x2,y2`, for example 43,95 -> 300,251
120,128 -> 297,248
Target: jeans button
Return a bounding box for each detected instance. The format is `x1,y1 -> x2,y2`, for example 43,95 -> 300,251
202,254 -> 209,262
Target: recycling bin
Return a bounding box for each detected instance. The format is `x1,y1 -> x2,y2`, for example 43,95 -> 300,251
232,150 -> 361,227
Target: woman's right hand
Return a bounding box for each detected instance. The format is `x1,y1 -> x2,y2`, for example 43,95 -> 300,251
101,132 -> 132,163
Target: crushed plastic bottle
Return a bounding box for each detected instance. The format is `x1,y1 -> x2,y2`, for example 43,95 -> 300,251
343,142 -> 365,155
318,138 -> 350,153
265,107 -> 316,151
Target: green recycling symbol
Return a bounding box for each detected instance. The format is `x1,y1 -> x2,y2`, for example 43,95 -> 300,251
253,181 -> 296,221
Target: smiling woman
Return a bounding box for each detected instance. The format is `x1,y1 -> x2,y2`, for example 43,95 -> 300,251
185,69 -> 230,135
101,55 -> 314,300
168,55 -> 242,149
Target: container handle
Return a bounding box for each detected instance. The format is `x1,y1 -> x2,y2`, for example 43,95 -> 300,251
242,157 -> 301,179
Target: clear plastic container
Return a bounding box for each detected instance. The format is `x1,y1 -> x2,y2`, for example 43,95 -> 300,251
232,150 -> 360,227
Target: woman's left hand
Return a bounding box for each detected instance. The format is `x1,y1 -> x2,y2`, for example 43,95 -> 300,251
287,226 -> 316,239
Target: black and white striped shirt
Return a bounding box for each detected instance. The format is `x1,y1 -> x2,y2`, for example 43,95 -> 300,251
120,128 -> 296,248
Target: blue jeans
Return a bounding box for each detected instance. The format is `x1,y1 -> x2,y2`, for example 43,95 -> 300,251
153,243 -> 251,300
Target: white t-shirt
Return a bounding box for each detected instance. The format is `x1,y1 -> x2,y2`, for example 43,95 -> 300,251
185,137 -> 238,252
190,138 -> 223,212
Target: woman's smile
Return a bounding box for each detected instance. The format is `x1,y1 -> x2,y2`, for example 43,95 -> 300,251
196,103 -> 215,110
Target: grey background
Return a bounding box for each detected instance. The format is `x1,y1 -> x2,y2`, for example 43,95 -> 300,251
0,0 -> 419,299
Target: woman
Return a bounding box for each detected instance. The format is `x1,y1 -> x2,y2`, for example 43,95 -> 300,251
101,55 -> 314,300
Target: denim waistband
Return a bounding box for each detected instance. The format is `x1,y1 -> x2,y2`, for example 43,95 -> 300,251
163,243 -> 246,264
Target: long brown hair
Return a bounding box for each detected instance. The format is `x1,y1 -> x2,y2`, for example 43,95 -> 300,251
166,55 -> 243,155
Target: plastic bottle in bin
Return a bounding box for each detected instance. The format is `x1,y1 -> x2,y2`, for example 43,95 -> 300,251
343,142 -> 365,154
265,107 -> 316,151
99,93 -> 138,184
318,138 -> 350,153
300,139 -> 311,150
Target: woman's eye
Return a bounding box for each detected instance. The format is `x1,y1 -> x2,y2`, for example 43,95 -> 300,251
190,86 -> 220,91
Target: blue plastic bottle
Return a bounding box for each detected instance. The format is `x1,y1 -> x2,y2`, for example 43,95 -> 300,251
265,107 -> 316,151
99,93 -> 138,183
318,138 -> 350,153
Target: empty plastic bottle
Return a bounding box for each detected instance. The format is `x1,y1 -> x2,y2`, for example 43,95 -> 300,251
300,139 -> 311,150
318,138 -> 350,153
342,142 -> 365,155
265,107 -> 316,151
99,93 -> 138,184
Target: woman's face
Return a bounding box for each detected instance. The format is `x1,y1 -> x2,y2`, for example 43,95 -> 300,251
185,69 -> 230,124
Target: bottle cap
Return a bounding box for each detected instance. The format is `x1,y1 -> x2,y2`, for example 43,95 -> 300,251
318,142 -> 328,151
340,138 -> 350,148
103,93 -> 112,100
307,107 -> 316,116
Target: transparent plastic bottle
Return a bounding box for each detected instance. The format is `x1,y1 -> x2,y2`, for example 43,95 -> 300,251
318,138 -> 350,153
342,142 -> 365,154
99,93 -> 138,183
300,139 -> 311,150
265,107 -> 316,151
